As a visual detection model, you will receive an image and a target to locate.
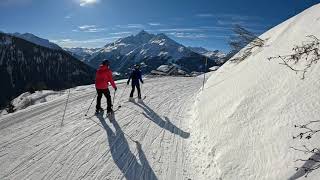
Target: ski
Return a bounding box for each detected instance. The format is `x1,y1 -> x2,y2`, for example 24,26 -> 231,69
85,106 -> 121,119
111,106 -> 121,112
138,96 -> 147,100
128,95 -> 146,102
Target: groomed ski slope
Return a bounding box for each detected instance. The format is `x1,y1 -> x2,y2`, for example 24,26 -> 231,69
0,77 -> 202,180
189,3 -> 320,180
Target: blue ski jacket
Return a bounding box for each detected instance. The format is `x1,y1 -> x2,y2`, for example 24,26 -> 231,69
127,69 -> 143,85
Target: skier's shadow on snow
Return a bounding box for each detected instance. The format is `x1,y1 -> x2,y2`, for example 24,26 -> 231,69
96,113 -> 157,180
133,101 -> 190,139
288,151 -> 320,180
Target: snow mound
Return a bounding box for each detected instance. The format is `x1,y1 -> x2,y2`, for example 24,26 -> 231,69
11,91 -> 63,112
157,65 -> 172,72
209,66 -> 220,71
0,89 -> 85,117
189,4 -> 320,180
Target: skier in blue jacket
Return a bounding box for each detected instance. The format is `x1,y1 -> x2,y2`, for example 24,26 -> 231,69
127,64 -> 144,102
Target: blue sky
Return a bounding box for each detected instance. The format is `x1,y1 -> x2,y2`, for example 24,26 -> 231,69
1,0 -> 319,51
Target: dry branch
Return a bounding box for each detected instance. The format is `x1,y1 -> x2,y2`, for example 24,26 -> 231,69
228,25 -> 265,62
268,35 -> 320,79
291,120 -> 320,177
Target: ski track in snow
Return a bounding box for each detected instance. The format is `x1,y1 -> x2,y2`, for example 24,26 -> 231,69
0,77 -> 202,180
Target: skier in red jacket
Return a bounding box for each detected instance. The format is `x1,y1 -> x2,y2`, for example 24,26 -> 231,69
95,60 -> 117,114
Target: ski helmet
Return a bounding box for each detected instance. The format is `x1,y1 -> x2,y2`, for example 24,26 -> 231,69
134,64 -> 140,69
102,60 -> 110,66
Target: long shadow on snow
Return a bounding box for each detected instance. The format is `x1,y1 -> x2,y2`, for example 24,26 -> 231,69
289,151 -> 320,180
133,101 -> 190,139
96,112 -> 157,180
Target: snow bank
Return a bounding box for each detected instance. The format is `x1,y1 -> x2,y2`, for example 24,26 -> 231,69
0,91 -> 63,116
209,66 -> 220,71
189,4 -> 320,180
1,79 -> 129,116
0,85 -> 93,116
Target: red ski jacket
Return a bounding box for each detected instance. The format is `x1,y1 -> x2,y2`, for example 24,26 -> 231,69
95,65 -> 117,90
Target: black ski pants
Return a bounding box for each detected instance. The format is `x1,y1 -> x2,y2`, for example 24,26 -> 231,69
96,88 -> 112,111
130,83 -> 141,99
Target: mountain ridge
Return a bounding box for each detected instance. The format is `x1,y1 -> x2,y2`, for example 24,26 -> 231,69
0,32 -> 95,108
89,30 -> 218,74
12,32 -> 62,50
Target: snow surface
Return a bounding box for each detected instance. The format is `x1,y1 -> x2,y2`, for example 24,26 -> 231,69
209,66 -> 220,71
0,77 -> 202,180
156,65 -> 171,72
189,4 -> 320,180
8,91 -> 63,114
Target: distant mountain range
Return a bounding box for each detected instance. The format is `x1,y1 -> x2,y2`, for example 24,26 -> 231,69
7,32 -> 227,73
64,47 -> 100,63
85,30 -> 221,75
63,31 -> 226,74
188,46 -> 226,59
0,32 -> 95,108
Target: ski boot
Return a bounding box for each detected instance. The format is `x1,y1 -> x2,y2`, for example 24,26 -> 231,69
137,98 -> 143,103
95,108 -> 104,114
129,97 -> 135,102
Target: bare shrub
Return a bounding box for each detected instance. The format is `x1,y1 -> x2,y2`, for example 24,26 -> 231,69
228,25 -> 265,62
291,120 -> 320,178
268,35 -> 320,79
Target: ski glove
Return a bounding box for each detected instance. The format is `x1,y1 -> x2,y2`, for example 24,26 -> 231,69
127,81 -> 129,85
114,87 -> 117,91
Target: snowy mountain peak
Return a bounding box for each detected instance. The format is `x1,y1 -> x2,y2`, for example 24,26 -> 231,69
133,30 -> 155,43
89,30 -> 218,72
11,32 -> 62,50
137,30 -> 149,36
107,30 -> 155,49
64,47 -> 101,62
155,33 -> 169,39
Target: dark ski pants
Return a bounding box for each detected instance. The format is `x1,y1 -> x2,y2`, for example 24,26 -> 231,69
96,88 -> 112,111
130,84 -> 141,99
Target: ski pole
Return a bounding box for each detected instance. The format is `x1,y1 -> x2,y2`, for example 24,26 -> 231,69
117,84 -> 128,108
85,93 -> 97,116
61,89 -> 71,126
202,57 -> 208,91
141,82 -> 143,97
112,90 -> 116,107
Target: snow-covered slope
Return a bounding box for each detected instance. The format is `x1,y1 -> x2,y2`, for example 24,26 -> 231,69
1,90 -> 65,116
189,4 -> 320,180
12,33 -> 62,50
0,77 -> 201,179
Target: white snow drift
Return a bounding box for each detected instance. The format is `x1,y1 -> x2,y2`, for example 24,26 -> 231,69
189,4 -> 320,180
